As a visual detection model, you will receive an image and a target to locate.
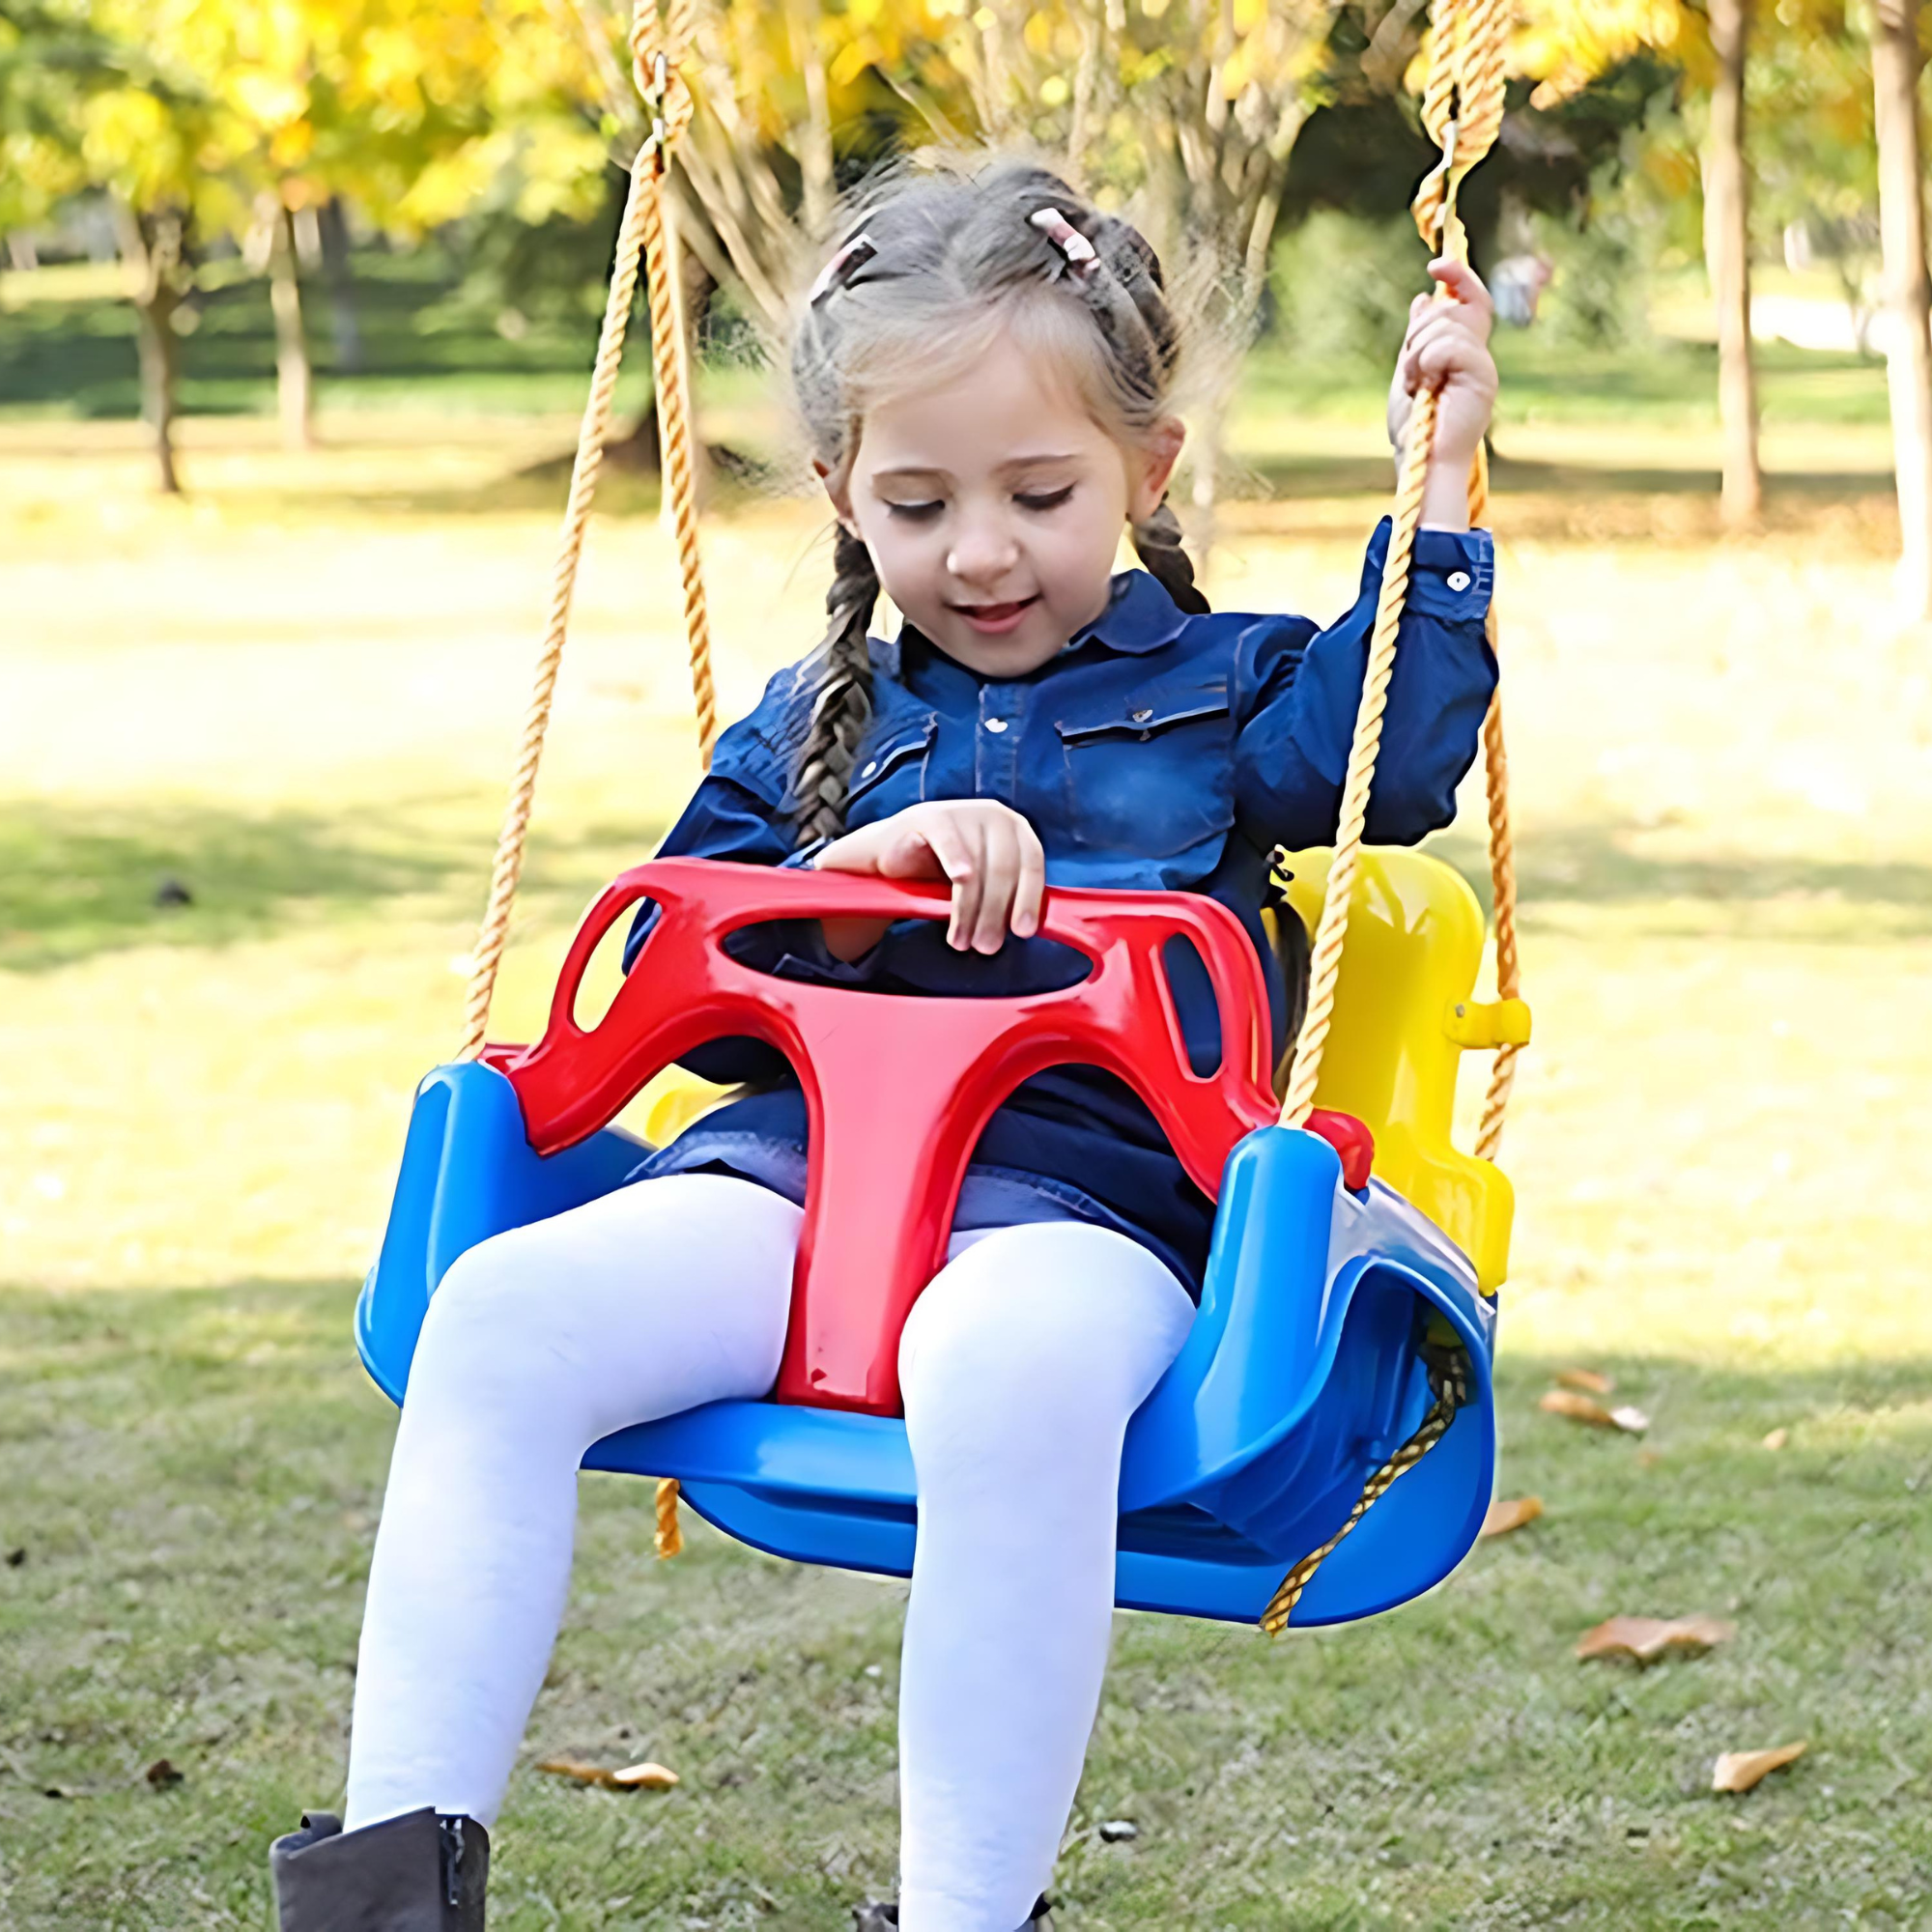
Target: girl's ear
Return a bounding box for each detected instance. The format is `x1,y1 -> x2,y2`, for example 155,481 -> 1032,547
815,455 -> 861,537
1126,415 -> 1186,525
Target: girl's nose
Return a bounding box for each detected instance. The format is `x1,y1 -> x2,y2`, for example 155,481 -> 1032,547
946,515 -> 1020,587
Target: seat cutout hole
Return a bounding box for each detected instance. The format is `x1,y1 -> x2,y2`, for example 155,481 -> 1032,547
574,895 -> 660,1033
723,918 -> 1091,997
1161,933 -> 1223,1077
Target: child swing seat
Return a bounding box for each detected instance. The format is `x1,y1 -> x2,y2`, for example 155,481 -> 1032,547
356,0 -> 1526,1634
358,853 -> 1501,1627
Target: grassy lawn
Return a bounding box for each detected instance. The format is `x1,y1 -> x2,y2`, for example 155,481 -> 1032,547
4,266 -> 1932,1927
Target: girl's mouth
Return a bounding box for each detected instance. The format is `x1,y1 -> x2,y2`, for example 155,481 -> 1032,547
950,594 -> 1040,635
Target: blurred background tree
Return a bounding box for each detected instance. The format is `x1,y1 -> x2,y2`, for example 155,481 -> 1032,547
7,0 -> 1931,594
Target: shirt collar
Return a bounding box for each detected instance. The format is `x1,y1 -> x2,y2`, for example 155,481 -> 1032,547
1069,568 -> 1192,655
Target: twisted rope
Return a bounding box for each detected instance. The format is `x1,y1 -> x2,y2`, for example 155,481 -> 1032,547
631,0 -> 717,762
1260,1340 -> 1471,1635
1466,446 -> 1520,1160
1276,382 -> 1437,1128
458,0 -> 711,1066
1264,0 -> 1515,1633
1278,0 -> 1520,1151
455,0 -> 711,1554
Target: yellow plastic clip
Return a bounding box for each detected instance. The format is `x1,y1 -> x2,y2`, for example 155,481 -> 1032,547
1442,998 -> 1532,1050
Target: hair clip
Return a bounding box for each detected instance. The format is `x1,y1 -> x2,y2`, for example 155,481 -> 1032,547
808,231 -> 878,305
1029,206 -> 1098,274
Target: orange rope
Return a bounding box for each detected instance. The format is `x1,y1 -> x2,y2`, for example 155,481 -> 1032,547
455,0 -> 714,1554
1262,0 -> 1518,1633
1281,0 -> 1521,1159
458,0 -> 713,1065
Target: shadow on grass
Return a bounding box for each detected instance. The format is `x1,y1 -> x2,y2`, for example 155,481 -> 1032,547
296,440 -> 780,521
1427,820 -> 1932,939
2,1271 -> 1930,1928
1234,445 -> 1896,504
10,797 -> 1928,980
0,800 -> 474,972
0,799 -> 678,973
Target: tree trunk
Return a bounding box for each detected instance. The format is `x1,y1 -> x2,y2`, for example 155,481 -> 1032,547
318,197 -> 364,375
110,197 -> 185,496
1705,0 -> 1761,527
134,283 -> 183,496
270,200 -> 314,451
1872,0 -> 1932,616
787,0 -> 835,238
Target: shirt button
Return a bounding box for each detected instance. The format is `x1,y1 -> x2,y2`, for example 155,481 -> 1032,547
1131,707 -> 1153,724
1447,570 -> 1472,593
983,717 -> 1009,733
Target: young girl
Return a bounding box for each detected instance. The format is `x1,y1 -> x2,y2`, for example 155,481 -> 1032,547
271,158 -> 1499,1932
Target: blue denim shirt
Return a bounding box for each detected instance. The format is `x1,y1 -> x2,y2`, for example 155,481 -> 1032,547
627,517 -> 1497,1293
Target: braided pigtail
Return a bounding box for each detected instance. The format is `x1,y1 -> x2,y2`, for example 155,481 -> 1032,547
792,525 -> 879,846
1130,497 -> 1209,615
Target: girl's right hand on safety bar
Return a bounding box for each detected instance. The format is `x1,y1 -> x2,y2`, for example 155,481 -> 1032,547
812,801 -> 1047,957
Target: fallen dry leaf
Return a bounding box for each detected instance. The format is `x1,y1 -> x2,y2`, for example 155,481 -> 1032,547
1540,1388 -> 1615,1426
1576,1615 -> 1737,1664
1480,1495 -> 1545,1537
1539,1389 -> 1648,1434
1712,1742 -> 1806,1793
1556,1368 -> 1615,1395
536,1755 -> 677,1792
1762,1428 -> 1789,1451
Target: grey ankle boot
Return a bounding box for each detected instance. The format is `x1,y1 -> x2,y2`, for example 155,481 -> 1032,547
270,1807 -> 488,1930
852,1898 -> 1050,1930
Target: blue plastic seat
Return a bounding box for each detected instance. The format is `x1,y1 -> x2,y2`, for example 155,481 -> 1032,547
358,1062 -> 1496,1628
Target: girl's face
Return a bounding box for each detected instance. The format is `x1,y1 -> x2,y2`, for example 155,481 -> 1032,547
824,327 -> 1183,678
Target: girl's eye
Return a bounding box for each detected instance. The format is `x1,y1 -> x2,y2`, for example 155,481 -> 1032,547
884,500 -> 944,522
1017,486 -> 1075,513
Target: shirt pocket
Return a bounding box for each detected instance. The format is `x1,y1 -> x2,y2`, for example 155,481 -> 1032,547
842,713 -> 939,828
1053,678 -> 1235,860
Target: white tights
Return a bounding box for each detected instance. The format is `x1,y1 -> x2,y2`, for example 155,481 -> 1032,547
345,1175 -> 1194,1932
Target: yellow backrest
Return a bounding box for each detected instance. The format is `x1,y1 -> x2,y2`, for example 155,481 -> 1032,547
1276,848 -> 1519,1292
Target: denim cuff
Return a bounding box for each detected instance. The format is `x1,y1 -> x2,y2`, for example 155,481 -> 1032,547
1362,516 -> 1494,624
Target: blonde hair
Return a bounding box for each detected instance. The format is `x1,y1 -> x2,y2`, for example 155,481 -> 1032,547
787,156 -> 1204,845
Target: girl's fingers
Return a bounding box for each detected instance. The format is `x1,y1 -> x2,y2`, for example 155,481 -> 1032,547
907,813 -> 977,947
1417,333 -> 1495,388
1011,821 -> 1046,939
944,823 -> 988,952
971,817 -> 1019,953
875,823 -> 945,879
847,803 -> 1046,951
1428,257 -> 1492,308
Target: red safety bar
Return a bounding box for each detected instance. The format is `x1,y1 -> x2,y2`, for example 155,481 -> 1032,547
484,859 -> 1371,1416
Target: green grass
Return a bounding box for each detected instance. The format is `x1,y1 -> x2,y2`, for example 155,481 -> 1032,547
4,306 -> 1932,1924
0,251 -> 658,423
4,1281 -> 1927,1929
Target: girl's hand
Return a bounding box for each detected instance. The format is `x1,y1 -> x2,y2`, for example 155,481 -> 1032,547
1386,258 -> 1499,474
813,800 -> 1047,957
